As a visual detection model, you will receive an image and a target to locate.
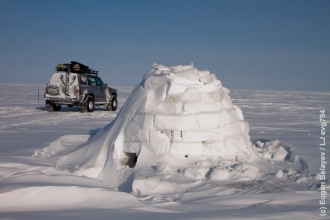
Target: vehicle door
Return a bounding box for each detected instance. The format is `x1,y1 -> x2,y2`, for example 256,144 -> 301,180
95,77 -> 107,102
87,76 -> 100,101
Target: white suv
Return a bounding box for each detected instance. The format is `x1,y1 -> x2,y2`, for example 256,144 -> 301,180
44,61 -> 117,112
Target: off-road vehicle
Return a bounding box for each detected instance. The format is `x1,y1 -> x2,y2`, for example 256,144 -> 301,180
44,61 -> 117,112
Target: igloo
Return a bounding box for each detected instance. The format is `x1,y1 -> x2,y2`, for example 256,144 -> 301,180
52,63 -> 309,195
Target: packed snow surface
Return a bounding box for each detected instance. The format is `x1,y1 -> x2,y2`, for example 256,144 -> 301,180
35,63 -> 319,197
0,64 -> 329,219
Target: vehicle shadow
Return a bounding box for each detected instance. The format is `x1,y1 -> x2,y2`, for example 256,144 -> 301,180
36,106 -> 110,112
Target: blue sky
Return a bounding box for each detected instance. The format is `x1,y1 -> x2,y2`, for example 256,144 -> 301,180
0,0 -> 329,90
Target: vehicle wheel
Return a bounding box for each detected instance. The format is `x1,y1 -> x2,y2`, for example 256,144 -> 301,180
107,96 -> 117,111
46,103 -> 61,112
86,96 -> 94,112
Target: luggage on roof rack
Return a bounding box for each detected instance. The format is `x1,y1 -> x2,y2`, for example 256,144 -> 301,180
56,61 -> 99,75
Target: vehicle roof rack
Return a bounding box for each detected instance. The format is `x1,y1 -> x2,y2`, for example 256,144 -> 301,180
56,61 -> 99,75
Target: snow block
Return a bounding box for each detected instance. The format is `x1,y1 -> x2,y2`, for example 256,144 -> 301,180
180,88 -> 202,102
176,68 -> 199,82
141,74 -> 168,90
149,130 -> 171,154
223,136 -> 243,156
154,81 -> 168,101
132,113 -> 154,130
237,121 -> 249,136
203,140 -> 225,155
171,130 -> 183,141
198,70 -> 210,77
203,88 -> 225,102
199,74 -> 214,84
198,113 -> 222,129
183,102 -> 219,113
218,94 -> 233,109
234,105 -> 244,121
154,114 -> 199,130
124,122 -> 149,142
182,130 -> 212,142
167,88 -> 202,102
170,142 -> 203,156
171,65 -> 183,72
182,62 -> 194,70
160,102 -> 182,114
167,83 -> 188,95
123,142 -> 141,153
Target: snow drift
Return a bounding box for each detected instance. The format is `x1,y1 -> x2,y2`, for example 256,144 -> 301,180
35,63 -> 316,195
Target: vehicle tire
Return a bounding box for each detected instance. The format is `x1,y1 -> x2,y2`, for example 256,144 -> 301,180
107,96 -> 117,111
46,103 -> 61,112
86,96 -> 94,112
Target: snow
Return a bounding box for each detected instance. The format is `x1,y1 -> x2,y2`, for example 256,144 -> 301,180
0,65 -> 329,219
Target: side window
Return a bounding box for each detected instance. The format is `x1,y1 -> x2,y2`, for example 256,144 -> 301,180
88,77 -> 96,86
80,76 -> 87,85
95,77 -> 104,86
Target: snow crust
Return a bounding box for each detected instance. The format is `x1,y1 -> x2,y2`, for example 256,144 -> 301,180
34,63 -> 320,196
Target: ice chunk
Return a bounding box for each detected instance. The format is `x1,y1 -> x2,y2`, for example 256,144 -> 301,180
267,140 -> 281,154
170,142 -> 203,156
156,162 -> 171,173
262,151 -> 272,159
276,170 -> 284,178
273,146 -> 288,161
183,168 -> 202,179
242,164 -> 259,178
132,177 -> 180,196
